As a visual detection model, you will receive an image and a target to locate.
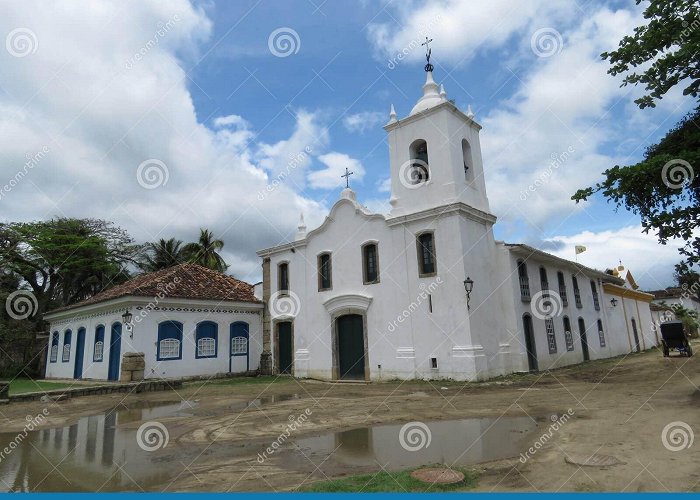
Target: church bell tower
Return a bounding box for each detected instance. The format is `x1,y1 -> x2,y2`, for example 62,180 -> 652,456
384,41 -> 492,218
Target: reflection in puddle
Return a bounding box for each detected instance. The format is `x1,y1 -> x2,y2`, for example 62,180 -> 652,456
0,400 -> 197,492
0,398 -> 538,492
295,416 -> 539,470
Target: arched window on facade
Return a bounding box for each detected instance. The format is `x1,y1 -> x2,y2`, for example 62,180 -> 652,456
539,267 -> 550,297
591,280 -> 600,311
62,330 -> 72,362
408,139 -> 430,185
317,253 -> 332,291
50,331 -> 59,363
93,325 -> 105,362
462,139 -> 472,181
195,321 -> 218,359
572,275 -> 583,308
416,232 -> 436,276
362,243 -> 379,284
557,271 -> 568,306
563,316 -> 574,351
518,260 -> 530,300
597,319 -> 606,348
157,321 -> 183,360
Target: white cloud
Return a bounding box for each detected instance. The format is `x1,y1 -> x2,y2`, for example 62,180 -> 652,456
545,225 -> 683,289
308,152 -> 365,190
368,0 -> 573,66
342,111 -> 386,134
376,177 -> 391,193
0,0 -> 325,282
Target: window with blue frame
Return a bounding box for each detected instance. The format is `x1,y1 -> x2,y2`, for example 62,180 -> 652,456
50,332 -> 59,362
195,321 -> 218,358
157,321 -> 183,360
62,330 -> 72,362
230,322 -> 249,355
94,325 -> 105,362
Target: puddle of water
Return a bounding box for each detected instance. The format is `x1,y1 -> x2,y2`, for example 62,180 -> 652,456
0,398 -> 538,492
0,400 -> 204,492
294,416 -> 539,471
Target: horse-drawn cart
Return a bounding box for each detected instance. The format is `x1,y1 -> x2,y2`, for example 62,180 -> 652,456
660,321 -> 693,357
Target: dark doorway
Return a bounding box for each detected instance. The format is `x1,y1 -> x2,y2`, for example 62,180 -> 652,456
522,314 -> 538,371
631,318 -> 640,352
336,314 -> 366,380
73,328 -> 86,379
578,318 -> 590,361
107,323 -> 122,381
277,321 -> 293,374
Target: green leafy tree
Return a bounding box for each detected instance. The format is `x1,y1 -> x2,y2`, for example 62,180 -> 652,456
602,0 -> 700,109
573,108 -> 700,266
183,228 -> 228,272
0,218 -> 139,376
138,238 -> 187,272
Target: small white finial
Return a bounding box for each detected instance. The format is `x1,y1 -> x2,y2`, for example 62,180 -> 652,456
466,104 -> 475,119
296,212 -> 306,240
439,84 -> 446,100
387,104 -> 397,124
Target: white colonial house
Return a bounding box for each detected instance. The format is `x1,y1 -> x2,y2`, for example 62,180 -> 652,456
44,263 -> 263,381
256,66 -> 657,382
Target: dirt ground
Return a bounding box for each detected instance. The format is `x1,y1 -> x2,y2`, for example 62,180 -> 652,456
2,344 -> 699,492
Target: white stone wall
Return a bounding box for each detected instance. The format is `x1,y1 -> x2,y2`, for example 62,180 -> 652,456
44,298 -> 263,381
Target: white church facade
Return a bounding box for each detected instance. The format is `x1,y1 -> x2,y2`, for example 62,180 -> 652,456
256,66 -> 657,382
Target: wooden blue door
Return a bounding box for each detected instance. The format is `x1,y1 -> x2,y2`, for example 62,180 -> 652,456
230,322 -> 249,373
107,323 -> 122,381
73,328 -> 86,379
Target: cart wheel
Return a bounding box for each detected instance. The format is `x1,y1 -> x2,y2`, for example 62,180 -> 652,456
688,345 -> 693,357
663,344 -> 670,357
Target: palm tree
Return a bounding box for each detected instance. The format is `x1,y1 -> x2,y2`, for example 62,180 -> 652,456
139,238 -> 187,272
183,229 -> 228,272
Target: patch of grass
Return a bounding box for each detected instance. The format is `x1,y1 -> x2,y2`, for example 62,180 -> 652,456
303,467 -> 477,492
8,378 -> 75,395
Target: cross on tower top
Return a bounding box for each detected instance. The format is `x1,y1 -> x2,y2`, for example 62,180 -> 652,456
422,37 -> 433,72
341,167 -> 354,188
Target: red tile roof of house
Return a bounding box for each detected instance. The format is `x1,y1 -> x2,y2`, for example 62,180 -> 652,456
48,263 -> 260,314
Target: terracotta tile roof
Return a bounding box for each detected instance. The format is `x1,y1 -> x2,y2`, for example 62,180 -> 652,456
48,263 -> 260,314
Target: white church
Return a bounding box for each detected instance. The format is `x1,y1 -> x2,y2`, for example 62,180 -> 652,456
255,62 -> 657,382
44,60 -> 657,383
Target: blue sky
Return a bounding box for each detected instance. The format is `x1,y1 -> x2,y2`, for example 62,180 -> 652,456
0,0 -> 694,287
